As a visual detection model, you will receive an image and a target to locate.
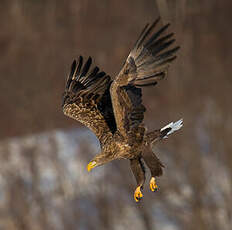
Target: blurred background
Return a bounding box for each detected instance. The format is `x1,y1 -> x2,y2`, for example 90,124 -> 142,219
0,0 -> 231,229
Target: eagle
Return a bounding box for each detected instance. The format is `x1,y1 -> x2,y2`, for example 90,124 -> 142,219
62,17 -> 183,202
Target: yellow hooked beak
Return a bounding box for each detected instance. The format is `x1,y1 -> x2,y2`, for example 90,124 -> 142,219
87,161 -> 97,172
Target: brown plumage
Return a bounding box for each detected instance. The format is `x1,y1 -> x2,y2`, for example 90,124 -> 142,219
62,17 -> 183,202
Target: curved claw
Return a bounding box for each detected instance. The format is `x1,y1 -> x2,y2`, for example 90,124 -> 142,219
150,177 -> 158,192
134,186 -> 143,202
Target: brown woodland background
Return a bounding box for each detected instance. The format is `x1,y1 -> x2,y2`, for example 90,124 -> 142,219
0,0 -> 231,230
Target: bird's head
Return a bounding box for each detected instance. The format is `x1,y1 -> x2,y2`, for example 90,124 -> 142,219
87,153 -> 113,172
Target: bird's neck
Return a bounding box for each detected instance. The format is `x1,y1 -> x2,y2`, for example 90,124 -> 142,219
95,149 -> 115,166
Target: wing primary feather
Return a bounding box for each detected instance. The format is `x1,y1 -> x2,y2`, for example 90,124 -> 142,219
151,39 -> 176,56
136,17 -> 160,49
135,72 -> 165,81
74,56 -> 83,81
135,47 -> 150,65
89,66 -> 100,78
148,33 -> 174,50
84,71 -> 106,88
155,46 -> 180,61
66,60 -> 77,89
133,23 -> 149,49
153,56 -> 177,68
86,75 -> 110,95
144,23 -> 170,49
135,82 -> 157,87
136,40 -> 176,70
75,56 -> 83,77
137,46 -> 179,71
80,56 -> 92,78
136,26 -> 173,65
83,66 -> 99,86
96,71 -> 106,78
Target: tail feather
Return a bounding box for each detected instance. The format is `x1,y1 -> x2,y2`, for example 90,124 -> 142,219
145,119 -> 183,144
161,119 -> 183,138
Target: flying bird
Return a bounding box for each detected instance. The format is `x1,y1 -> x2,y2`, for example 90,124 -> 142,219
62,17 -> 183,202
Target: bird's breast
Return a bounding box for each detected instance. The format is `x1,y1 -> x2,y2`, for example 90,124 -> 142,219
114,140 -> 141,159
102,134 -> 143,160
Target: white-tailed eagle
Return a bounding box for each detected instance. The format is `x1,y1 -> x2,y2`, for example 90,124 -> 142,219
62,17 -> 183,202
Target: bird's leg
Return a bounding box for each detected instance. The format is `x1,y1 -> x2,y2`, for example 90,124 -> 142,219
142,148 -> 163,192
130,158 -> 145,202
134,185 -> 143,202
150,177 -> 158,192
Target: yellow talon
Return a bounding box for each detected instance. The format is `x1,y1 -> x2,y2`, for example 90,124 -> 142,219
134,186 -> 143,202
150,177 -> 158,192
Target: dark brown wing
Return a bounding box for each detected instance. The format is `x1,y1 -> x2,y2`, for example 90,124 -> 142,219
128,17 -> 179,86
110,79 -> 146,140
62,56 -> 116,144
110,17 -> 179,138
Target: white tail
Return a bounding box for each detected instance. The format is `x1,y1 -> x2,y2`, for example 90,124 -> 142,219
161,119 -> 183,138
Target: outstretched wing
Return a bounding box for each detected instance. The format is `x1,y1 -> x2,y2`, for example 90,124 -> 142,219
110,17 -> 179,139
62,56 -> 116,144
